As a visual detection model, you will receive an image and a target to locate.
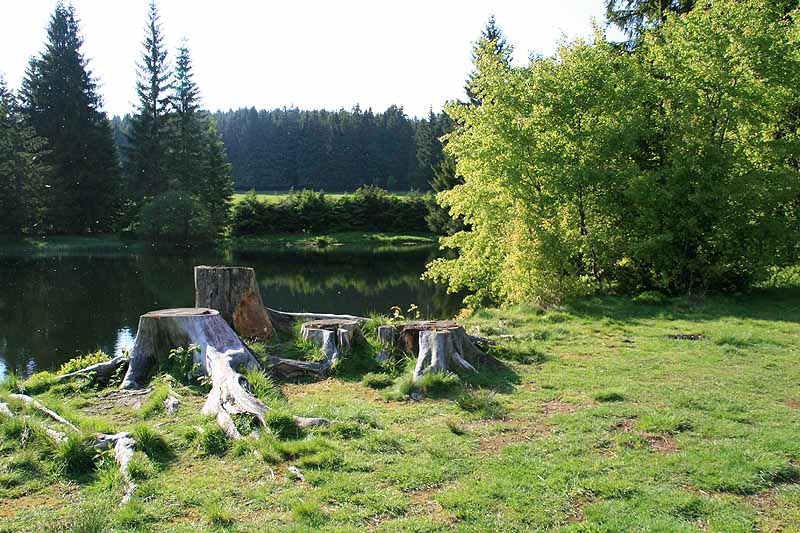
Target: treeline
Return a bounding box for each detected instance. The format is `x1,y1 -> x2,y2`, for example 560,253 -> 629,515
114,106 -> 451,193
119,106 -> 451,192
0,1 -> 234,242
426,2 -> 800,305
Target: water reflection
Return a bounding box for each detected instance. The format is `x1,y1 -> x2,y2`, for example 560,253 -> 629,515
0,244 -> 460,376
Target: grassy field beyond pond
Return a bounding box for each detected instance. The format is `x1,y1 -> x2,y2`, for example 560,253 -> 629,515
1,288 -> 799,531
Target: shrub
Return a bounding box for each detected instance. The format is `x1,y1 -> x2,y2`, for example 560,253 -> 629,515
134,191 -> 216,245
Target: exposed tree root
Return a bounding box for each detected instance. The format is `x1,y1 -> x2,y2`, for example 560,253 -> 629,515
1,396 -> 136,504
57,355 -> 128,387
120,308 -> 329,439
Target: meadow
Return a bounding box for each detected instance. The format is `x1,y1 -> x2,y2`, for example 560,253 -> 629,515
1,287 -> 799,531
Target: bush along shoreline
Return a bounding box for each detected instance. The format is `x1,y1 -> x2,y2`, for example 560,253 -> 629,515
232,186 -> 438,236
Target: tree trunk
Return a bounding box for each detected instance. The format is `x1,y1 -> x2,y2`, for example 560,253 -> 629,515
120,308 -> 326,438
380,321 -> 497,382
194,266 -> 274,338
300,318 -> 363,367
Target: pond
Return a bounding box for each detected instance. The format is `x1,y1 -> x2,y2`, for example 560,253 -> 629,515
0,243 -> 462,377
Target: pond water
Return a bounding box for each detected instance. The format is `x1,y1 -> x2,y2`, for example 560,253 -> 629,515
0,243 -> 461,377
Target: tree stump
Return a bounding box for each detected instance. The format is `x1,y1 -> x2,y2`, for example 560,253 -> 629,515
382,321 -> 495,382
300,319 -> 363,367
194,266 -> 274,338
120,308 -> 327,438
376,325 -> 395,362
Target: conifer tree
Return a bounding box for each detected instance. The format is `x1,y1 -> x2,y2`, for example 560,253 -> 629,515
168,42 -> 205,193
200,118 -> 235,235
0,79 -> 49,237
466,15 -> 512,106
19,2 -> 120,233
127,0 -> 172,201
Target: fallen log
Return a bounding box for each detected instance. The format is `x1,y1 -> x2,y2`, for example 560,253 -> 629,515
120,308 -> 328,438
194,266 -> 274,338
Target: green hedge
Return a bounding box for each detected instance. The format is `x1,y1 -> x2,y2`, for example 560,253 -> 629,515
232,186 -> 435,236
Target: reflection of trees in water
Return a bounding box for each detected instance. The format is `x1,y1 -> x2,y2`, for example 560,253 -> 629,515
0,245 -> 461,375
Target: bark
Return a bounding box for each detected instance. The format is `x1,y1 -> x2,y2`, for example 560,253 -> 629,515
379,321 -> 498,382
194,266 -> 274,338
376,325 -> 396,363
300,318 -> 363,367
120,308 -> 327,438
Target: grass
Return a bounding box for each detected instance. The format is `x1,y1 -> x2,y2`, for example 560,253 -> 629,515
2,288 -> 800,530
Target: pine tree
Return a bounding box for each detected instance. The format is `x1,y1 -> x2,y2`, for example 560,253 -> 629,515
19,2 -> 121,233
200,118 -> 234,235
127,0 -> 172,201
466,15 -> 512,106
605,0 -> 695,45
0,79 -> 49,237
169,42 -> 205,193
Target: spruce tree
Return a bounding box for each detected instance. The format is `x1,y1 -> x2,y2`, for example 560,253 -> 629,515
19,2 -> 120,233
200,118 -> 235,235
465,15 -> 512,106
0,79 -> 49,237
169,42 -> 205,192
127,0 -> 172,201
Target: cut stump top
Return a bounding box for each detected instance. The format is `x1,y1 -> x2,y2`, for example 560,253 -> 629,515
395,321 -> 461,331
142,308 -> 218,318
302,318 -> 360,331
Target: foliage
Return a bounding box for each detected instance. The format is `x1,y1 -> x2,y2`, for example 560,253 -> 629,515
0,78 -> 48,237
134,192 -> 215,245
231,186 -> 433,235
427,1 -> 800,305
211,105 -> 451,192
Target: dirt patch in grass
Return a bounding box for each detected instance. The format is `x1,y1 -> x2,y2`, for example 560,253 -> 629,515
612,418 -> 678,453
541,399 -> 580,415
784,400 -> 800,410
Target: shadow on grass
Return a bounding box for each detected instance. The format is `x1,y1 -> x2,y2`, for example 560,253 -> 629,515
564,287 -> 800,325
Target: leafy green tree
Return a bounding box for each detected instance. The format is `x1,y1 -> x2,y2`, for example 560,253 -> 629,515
0,79 -> 49,237
19,2 -> 121,233
127,0 -> 172,201
427,1 -> 800,305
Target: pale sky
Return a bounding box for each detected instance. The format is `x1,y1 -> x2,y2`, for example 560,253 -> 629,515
2,1 -> 619,118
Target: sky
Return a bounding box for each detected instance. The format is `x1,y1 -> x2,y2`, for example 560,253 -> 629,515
1,1 -> 619,118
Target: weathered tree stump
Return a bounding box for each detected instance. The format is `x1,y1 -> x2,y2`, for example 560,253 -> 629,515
267,308 -> 367,334
194,266 -> 274,338
120,308 -> 327,437
376,325 -> 396,362
300,318 -> 363,367
381,321 -> 496,382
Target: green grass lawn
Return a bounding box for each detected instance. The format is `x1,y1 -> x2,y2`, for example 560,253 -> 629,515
2,289 -> 799,531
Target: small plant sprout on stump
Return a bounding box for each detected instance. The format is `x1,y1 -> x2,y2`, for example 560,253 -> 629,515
380,321 -> 499,382
120,308 -> 328,438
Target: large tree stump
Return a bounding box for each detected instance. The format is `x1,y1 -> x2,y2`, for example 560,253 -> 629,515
120,308 -> 326,438
382,321 -> 496,382
194,266 -> 274,338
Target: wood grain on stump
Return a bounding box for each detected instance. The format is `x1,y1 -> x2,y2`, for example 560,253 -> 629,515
195,266 -> 274,338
